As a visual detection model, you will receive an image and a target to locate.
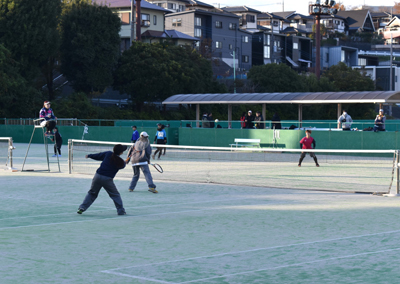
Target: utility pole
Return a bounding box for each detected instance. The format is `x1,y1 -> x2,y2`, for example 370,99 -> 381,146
232,51 -> 236,93
136,0 -> 142,41
130,0 -> 135,44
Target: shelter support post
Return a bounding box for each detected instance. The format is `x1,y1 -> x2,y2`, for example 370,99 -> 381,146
337,103 -> 342,129
228,104 -> 232,129
262,104 -> 266,129
379,103 -> 383,110
298,104 -> 303,128
196,104 -> 200,128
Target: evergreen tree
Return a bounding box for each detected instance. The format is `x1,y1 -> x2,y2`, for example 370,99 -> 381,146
0,0 -> 61,88
59,0 -> 121,93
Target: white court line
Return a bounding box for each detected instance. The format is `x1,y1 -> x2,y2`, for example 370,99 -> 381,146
178,247 -> 400,283
102,271 -> 176,284
0,198 -> 246,221
101,228 -> 400,273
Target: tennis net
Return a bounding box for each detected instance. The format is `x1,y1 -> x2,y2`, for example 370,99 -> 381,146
68,139 -> 399,194
0,137 -> 13,168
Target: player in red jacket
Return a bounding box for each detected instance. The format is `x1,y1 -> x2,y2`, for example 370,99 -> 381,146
298,130 -> 319,167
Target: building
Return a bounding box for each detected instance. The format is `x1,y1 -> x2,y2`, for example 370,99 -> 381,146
165,9 -> 252,74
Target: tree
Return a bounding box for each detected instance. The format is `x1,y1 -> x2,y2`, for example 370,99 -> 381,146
322,62 -> 375,91
59,1 -> 121,93
113,42 -> 226,111
395,2 -> 400,14
248,63 -> 309,92
0,44 -> 44,117
0,0 -> 61,88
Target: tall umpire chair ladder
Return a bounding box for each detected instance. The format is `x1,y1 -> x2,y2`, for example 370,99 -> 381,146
22,118 -> 60,172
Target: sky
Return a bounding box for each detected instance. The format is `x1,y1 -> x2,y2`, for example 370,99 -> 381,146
200,0 -> 397,15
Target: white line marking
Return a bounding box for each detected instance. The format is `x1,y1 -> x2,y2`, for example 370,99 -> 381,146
0,198 -> 250,221
102,270 -> 177,284
0,207 -> 235,230
178,247 -> 400,283
103,229 -> 400,271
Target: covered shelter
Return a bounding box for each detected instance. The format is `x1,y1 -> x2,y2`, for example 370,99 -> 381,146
162,91 -> 400,128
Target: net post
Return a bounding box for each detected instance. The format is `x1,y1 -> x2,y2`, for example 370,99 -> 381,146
68,139 -> 72,174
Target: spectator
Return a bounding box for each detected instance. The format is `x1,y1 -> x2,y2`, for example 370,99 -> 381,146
254,111 -> 264,129
374,109 -> 386,132
245,110 -> 254,129
298,130 -> 319,167
208,112 -> 215,128
51,127 -> 63,157
131,125 -> 139,143
202,112 -> 209,128
240,112 -> 246,129
272,112 -> 282,129
39,101 -> 57,134
337,110 -> 353,131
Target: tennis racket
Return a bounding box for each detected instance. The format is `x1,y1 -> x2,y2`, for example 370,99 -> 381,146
150,163 -> 163,173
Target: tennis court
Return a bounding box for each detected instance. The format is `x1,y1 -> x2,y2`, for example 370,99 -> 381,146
2,142 -> 400,283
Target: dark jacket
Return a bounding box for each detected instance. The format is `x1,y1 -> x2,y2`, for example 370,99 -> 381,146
254,115 -> 264,129
88,151 -> 126,178
272,113 -> 281,129
245,114 -> 254,128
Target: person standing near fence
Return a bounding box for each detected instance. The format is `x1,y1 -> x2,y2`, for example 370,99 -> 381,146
77,144 -> 128,215
373,109 -> 386,132
298,130 -> 319,167
131,125 -> 139,143
254,111 -> 264,129
337,110 -> 353,131
245,110 -> 254,129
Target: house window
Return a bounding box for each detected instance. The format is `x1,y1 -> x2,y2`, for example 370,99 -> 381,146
172,18 -> 182,27
179,5 -> 185,11
264,34 -> 270,45
153,15 -> 157,25
293,42 -> 298,49
195,17 -> 202,26
120,13 -> 130,25
242,55 -> 249,63
246,15 -> 255,23
194,28 -> 202,37
168,3 -> 175,9
215,21 -> 222,28
242,36 -> 249,43
273,20 -> 278,27
216,41 -> 222,48
229,23 -> 236,30
141,14 -> 150,27
264,46 -> 270,58
229,44 -> 233,50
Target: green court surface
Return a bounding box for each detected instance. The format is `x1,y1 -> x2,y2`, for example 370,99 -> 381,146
2,143 -> 400,283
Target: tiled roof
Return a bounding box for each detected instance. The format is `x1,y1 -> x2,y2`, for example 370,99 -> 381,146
336,10 -> 371,30
270,11 -> 296,18
165,30 -> 198,40
92,0 -> 170,12
222,6 -> 261,14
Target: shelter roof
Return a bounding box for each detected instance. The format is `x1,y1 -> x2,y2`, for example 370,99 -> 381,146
162,91 -> 400,104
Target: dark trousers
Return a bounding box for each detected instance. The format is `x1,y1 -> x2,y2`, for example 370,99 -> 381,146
299,152 -> 318,165
79,173 -> 125,214
54,143 -> 61,155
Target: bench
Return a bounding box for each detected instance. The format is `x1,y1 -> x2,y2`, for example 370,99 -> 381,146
230,138 -> 261,148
